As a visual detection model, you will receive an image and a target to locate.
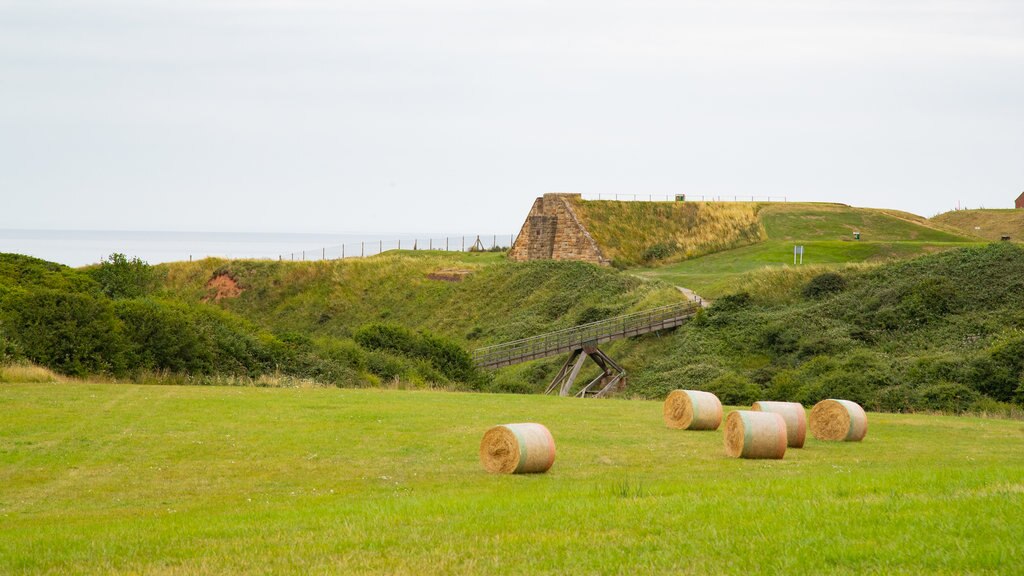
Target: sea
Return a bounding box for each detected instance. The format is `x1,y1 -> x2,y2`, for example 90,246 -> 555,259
0,229 -> 517,268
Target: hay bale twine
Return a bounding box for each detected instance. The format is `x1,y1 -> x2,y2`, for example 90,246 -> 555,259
479,423 -> 556,474
809,399 -> 868,442
663,390 -> 723,430
751,401 -> 807,448
723,411 -> 788,459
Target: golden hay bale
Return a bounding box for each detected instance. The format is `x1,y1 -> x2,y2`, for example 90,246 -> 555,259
663,390 -> 723,430
479,423 -> 556,474
809,399 -> 868,442
723,411 -> 788,459
751,401 -> 807,448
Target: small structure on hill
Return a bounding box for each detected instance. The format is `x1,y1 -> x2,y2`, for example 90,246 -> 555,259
508,193 -> 610,265
1016,191 -> 1024,209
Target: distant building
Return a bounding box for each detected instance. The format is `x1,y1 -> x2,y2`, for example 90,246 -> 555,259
1017,191 -> 1024,209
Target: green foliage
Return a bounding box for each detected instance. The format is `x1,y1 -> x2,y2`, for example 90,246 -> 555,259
641,243 -> 676,263
918,382 -> 981,414
354,323 -> 483,386
0,289 -> 125,376
115,298 -> 214,374
802,272 -> 846,299
628,243 -> 1024,412
89,253 -> 154,299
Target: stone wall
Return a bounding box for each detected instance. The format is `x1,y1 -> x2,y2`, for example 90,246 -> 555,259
508,193 -> 609,265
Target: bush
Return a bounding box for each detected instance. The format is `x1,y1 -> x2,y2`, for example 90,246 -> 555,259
0,289 -> 125,376
89,253 -> 153,299
642,243 -> 675,263
115,298 -> 213,374
354,323 -> 482,385
918,382 -> 980,414
705,372 -> 761,405
802,272 -> 846,299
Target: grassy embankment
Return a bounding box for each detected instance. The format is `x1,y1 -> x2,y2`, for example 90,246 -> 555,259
931,209 -> 1024,243
633,202 -> 980,298
0,251 -> 682,392
1,382 -> 1022,575
569,199 -> 765,266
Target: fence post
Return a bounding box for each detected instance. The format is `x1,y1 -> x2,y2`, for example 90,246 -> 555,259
302,250 -> 305,261
342,244 -> 345,259
429,238 -> 432,250
462,236 -> 465,251
446,237 -> 449,251
322,247 -> 325,260
379,240 -> 382,254
492,235 -> 496,248
361,242 -> 364,257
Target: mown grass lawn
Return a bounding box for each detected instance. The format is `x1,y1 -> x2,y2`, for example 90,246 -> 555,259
2,383 -> 1022,574
634,240 -> 981,297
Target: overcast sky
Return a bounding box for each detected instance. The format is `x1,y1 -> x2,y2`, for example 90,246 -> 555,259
1,0 -> 1022,234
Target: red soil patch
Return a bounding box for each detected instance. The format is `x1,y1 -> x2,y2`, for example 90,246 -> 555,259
204,273 -> 244,302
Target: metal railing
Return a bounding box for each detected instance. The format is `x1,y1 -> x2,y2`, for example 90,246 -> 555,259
472,302 -> 700,369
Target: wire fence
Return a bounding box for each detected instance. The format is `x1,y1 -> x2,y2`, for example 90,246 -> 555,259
581,193 -> 787,202
273,233 -> 518,262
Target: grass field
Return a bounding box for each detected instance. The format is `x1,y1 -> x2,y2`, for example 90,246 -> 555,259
2,383 -> 1022,574
633,240 -> 980,298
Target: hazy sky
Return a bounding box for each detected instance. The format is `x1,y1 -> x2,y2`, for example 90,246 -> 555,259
1,0 -> 1022,234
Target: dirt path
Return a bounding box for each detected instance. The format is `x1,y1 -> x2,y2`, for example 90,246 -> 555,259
676,286 -> 711,308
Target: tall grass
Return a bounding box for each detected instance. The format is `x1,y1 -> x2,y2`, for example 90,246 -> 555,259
571,199 -> 765,266
0,362 -> 63,383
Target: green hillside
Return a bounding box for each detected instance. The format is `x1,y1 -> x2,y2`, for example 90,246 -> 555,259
155,251 -> 680,344
931,209 -> 1024,242
2,383 -> 1022,575
634,202 -> 980,296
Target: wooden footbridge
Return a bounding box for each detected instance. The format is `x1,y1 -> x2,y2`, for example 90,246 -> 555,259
471,302 -> 701,398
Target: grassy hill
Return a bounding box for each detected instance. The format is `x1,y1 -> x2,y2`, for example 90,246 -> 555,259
931,209 -> 1024,242
2,382 -> 1022,575
155,251 -> 680,344
633,202 -> 980,297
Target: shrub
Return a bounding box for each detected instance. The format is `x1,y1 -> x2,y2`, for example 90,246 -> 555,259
0,289 -> 125,376
802,272 -> 846,299
918,382 -> 981,414
115,298 -> 213,374
641,243 -> 675,263
705,372 -> 761,405
354,323 -> 482,385
89,253 -> 154,299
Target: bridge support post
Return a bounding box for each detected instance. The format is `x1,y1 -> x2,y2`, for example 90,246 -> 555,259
545,344 -> 627,398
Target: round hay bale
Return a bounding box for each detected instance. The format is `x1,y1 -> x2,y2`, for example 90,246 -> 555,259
751,401 -> 807,448
663,390 -> 723,430
479,423 -> 556,474
723,410 -> 787,459
809,399 -> 868,442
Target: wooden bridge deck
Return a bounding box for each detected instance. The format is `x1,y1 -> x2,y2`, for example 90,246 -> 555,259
471,302 -> 700,369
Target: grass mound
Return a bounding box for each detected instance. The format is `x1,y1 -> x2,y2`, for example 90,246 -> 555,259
931,209 -> 1024,242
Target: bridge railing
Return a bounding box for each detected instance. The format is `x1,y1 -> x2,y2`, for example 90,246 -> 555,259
472,301 -> 700,368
